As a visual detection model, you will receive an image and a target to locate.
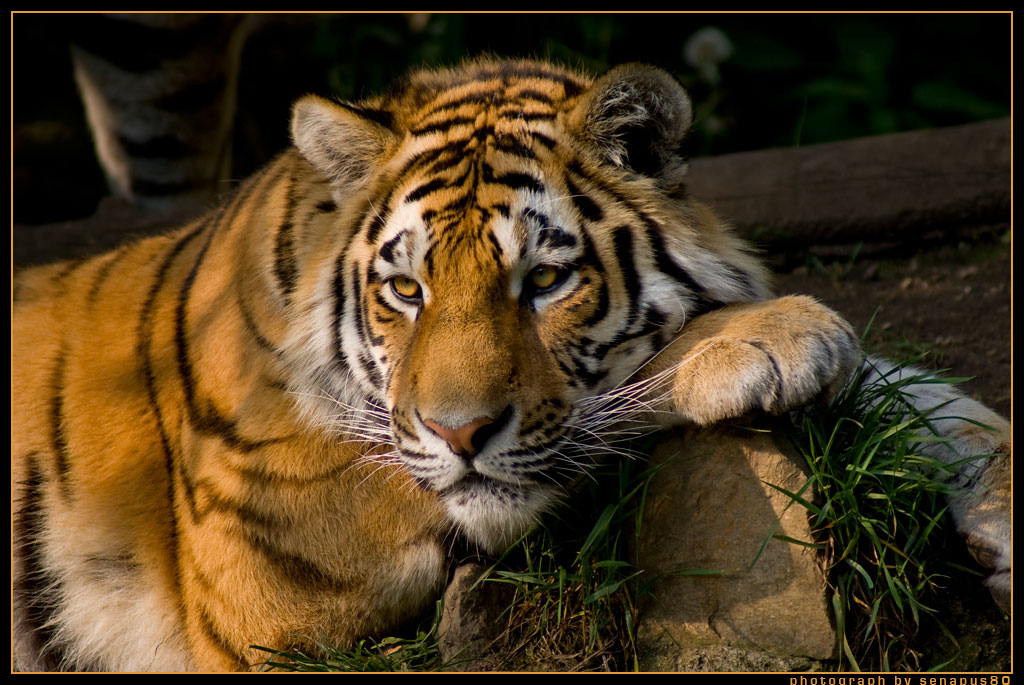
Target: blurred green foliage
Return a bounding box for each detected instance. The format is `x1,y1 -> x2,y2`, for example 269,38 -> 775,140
13,12 -> 1010,223
236,13 -> 1008,159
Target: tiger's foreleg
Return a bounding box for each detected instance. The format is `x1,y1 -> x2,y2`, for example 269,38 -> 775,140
642,295 -> 862,426
854,359 -> 1011,614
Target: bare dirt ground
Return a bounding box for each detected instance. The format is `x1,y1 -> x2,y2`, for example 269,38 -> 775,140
774,236 -> 1011,420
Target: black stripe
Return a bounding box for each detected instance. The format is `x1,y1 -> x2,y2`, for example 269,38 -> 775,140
522,206 -> 550,228
233,457 -> 357,487
579,225 -> 606,276
508,112 -> 556,123
365,207 -> 389,245
331,250 -> 350,374
203,492 -> 285,534
316,199 -> 337,213
136,222 -> 207,612
513,89 -> 555,104
139,224 -> 209,515
373,289 -> 405,316
350,265 -> 385,387
537,227 -> 577,250
427,153 -> 469,179
404,177 -> 448,204
566,157 -> 729,311
444,161 -> 476,193
175,181 -> 281,453
418,91 -> 497,120
378,231 -> 405,264
643,305 -> 670,349
48,349 -> 72,500
273,176 -> 300,305
410,115 -> 476,137
236,292 -> 278,353
644,224 -> 724,312
581,281 -> 610,328
338,102 -> 394,130
359,353 -> 385,389
486,230 -> 504,268
493,134 -> 537,159
486,168 -> 544,194
243,530 -> 352,593
392,414 -> 418,442
560,77 -> 586,99
87,247 -> 130,305
196,605 -> 244,668
565,178 -> 604,223
555,357 -> 580,388
568,349 -> 609,390
422,241 -> 439,279
53,258 -> 86,285
350,264 -> 368,342
809,332 -> 836,376
487,63 -> 587,96
362,284 -> 386,347
399,141 -> 465,177
442,192 -> 472,216
747,341 -> 784,409
530,131 -> 557,150
589,314 -> 663,363
612,226 -> 642,327
14,455 -> 68,670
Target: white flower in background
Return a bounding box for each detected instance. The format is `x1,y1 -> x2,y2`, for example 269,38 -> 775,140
685,26 -> 733,86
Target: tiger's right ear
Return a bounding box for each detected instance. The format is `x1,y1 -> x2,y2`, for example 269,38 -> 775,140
290,95 -> 396,188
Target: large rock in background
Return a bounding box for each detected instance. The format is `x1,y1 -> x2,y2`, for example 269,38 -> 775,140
636,425 -> 835,671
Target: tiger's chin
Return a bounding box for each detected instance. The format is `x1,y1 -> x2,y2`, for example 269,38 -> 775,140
440,475 -> 562,554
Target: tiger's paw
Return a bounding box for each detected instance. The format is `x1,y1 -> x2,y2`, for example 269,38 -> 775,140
946,427 -> 1012,615
648,296 -> 862,427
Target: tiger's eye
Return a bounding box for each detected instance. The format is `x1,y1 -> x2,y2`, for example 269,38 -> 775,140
530,265 -> 560,290
390,276 -> 422,300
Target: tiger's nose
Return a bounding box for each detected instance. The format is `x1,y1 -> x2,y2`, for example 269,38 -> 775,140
423,409 -> 510,457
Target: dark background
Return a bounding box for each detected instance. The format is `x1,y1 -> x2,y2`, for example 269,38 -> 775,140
12,12 -> 1011,226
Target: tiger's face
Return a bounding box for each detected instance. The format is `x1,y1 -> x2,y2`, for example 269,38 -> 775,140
289,60 -> 768,551
353,153 -> 686,551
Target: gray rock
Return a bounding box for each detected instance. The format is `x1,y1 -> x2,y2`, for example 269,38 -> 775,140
636,425 -> 836,671
640,644 -> 826,673
437,562 -> 514,671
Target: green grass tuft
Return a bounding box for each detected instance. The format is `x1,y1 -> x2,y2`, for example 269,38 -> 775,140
250,601 -> 448,672
782,357 -> 988,671
478,453 -> 663,671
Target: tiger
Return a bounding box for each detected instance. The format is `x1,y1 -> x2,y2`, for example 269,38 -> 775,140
12,58 -> 1011,672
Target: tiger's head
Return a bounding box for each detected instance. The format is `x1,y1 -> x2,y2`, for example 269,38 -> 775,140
285,60 -> 769,552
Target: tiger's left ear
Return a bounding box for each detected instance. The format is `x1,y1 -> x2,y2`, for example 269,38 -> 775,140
291,95 -> 397,189
569,64 -> 692,188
